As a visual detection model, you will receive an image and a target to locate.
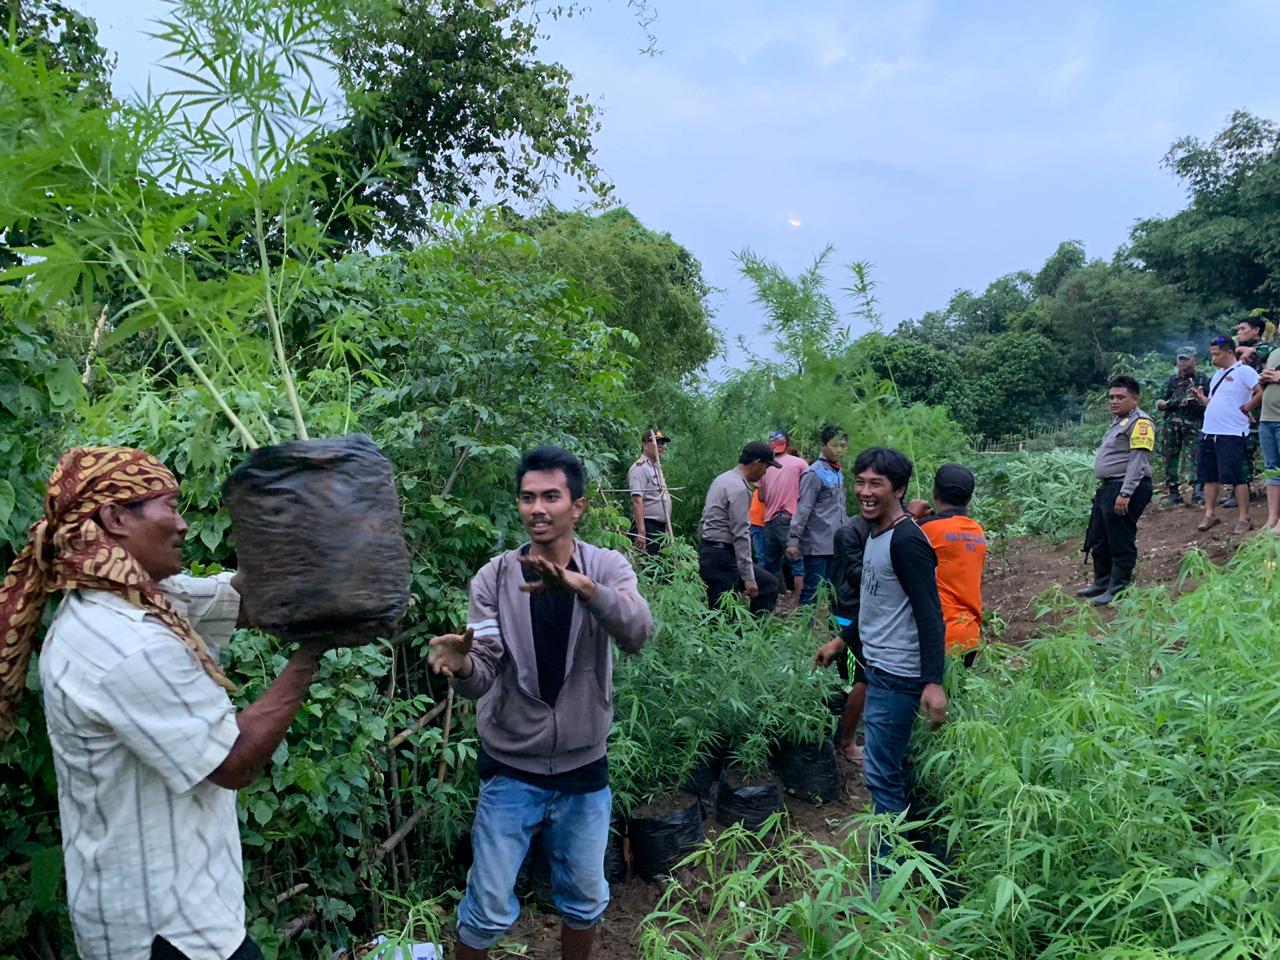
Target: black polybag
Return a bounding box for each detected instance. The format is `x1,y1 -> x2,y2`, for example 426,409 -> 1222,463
776,738 -> 841,804
628,796 -> 704,882
715,776 -> 785,830
604,817 -> 628,883
681,757 -> 719,806
222,435 -> 411,638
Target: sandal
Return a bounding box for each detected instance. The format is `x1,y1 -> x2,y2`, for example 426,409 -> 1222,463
1233,518 -> 1254,536
836,745 -> 863,766
1197,516 -> 1220,532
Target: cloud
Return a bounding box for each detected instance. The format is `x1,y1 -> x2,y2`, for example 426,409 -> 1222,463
1047,51 -> 1092,96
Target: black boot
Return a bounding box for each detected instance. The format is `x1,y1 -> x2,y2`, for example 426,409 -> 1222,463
1165,483 -> 1183,506
1080,560 -> 1111,599
1092,574 -> 1131,606
1076,580 -> 1110,598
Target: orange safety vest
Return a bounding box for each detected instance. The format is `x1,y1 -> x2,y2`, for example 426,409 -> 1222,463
921,513 -> 987,654
749,487 -> 766,527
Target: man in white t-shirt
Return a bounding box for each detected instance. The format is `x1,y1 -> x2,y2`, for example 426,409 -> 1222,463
1194,336 -> 1261,535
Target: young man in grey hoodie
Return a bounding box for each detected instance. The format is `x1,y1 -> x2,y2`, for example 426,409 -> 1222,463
428,445 -> 653,960
786,425 -> 849,605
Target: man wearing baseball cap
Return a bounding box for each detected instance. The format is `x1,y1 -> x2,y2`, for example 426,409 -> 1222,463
1156,345 -> 1210,506
628,430 -> 672,555
756,429 -> 810,596
698,442 -> 781,615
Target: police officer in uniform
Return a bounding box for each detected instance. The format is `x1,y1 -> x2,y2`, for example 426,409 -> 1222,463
628,429 -> 672,555
1157,345 -> 1210,506
1077,376 -> 1156,606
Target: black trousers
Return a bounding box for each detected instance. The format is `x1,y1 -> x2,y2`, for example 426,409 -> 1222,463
629,518 -> 669,556
698,541 -> 779,615
1084,477 -> 1152,584
152,936 -> 262,960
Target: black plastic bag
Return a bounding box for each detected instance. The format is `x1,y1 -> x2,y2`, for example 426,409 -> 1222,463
604,817 -> 628,883
223,435 -> 411,638
628,796 -> 704,882
715,776 -> 785,830
776,738 -> 841,804
682,758 -> 719,805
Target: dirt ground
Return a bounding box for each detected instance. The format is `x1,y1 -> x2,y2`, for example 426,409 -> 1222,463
497,771 -> 872,959
983,496 -> 1243,645
492,498 -> 1257,958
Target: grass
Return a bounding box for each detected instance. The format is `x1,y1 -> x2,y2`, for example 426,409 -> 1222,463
636,535 -> 1280,958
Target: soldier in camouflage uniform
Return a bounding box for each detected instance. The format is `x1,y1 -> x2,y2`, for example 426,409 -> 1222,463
1157,345 -> 1210,506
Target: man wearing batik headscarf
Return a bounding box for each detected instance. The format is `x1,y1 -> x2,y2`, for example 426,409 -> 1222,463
0,447 -> 329,960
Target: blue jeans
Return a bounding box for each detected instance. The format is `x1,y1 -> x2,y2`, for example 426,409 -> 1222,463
760,515 -> 805,581
456,776 -> 612,949
862,665 -> 925,872
797,555 -> 830,606
1261,421 -> 1280,486
751,525 -> 767,565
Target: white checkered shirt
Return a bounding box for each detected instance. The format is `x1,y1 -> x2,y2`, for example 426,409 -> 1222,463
39,573 -> 244,960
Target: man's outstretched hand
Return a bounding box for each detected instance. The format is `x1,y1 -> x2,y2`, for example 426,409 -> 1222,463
518,554 -> 596,602
428,627 -> 475,679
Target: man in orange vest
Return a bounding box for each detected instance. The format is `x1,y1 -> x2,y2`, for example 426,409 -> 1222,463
908,465 -> 987,666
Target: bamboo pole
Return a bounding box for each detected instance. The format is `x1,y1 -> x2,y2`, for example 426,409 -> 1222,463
110,250 -> 260,449
386,698 -> 450,751
435,688 -> 456,787
254,207 -> 308,441
650,426 -> 674,533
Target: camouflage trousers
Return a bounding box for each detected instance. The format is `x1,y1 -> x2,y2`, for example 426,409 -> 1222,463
1162,420 -> 1201,490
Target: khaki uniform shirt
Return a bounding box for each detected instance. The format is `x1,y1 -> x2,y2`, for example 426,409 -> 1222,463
627,455 -> 672,522
699,468 -> 755,582
1093,407 -> 1156,496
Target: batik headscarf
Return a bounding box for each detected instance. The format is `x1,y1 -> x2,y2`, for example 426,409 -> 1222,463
0,447 -> 233,736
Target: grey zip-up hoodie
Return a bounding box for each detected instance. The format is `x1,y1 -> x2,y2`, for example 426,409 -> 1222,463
787,458 -> 847,556
450,541 -> 653,776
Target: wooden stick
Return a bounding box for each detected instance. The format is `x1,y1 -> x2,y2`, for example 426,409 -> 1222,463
435,687 -> 456,787
386,698 -> 450,751
651,426 -> 674,531
282,911 -> 317,942
274,882 -> 309,905
374,806 -> 427,863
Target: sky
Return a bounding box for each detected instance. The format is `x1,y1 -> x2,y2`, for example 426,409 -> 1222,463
78,0 -> 1280,371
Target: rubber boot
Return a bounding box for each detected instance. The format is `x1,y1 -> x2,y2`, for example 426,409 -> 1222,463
1075,562 -> 1111,598
1092,574 -> 1131,606
1192,483 -> 1205,506
1165,483 -> 1183,506
561,924 -> 595,960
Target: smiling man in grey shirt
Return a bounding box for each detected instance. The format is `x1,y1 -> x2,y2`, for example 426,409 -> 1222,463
698,441 -> 781,615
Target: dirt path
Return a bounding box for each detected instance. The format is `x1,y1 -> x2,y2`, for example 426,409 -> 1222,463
984,498 -> 1243,645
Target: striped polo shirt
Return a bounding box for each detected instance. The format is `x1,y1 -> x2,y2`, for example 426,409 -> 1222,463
39,573 -> 244,960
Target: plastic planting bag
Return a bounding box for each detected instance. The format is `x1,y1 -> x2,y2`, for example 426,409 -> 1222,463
776,738 -> 841,804
629,796 -> 704,882
604,818 -> 628,883
223,435 -> 411,639
715,776 -> 785,830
